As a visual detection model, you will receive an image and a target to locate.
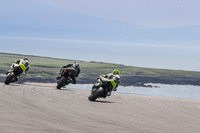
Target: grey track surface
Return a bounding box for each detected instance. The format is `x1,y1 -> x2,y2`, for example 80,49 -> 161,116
0,83 -> 200,133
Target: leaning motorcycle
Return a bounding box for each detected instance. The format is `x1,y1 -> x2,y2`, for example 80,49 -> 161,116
88,78 -> 113,101
56,68 -> 71,89
4,61 -> 28,85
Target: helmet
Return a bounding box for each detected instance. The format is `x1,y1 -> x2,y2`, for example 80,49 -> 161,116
112,69 -> 120,75
23,57 -> 29,61
73,61 -> 79,68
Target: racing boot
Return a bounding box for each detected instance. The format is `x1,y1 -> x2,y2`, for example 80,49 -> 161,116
107,91 -> 111,96
69,79 -> 76,84
11,77 -> 19,83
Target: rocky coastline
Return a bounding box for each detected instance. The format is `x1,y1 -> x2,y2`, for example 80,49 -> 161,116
1,75 -> 200,88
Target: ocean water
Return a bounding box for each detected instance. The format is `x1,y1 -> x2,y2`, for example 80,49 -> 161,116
0,36 -> 200,71
67,84 -> 200,100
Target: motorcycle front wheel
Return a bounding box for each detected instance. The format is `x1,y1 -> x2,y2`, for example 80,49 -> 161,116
88,87 -> 104,101
4,73 -> 17,85
56,76 -> 66,89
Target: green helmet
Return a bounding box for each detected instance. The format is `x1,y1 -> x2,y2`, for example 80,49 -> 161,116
112,69 -> 120,75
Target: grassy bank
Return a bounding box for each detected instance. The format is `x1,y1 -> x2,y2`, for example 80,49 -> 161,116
0,52 -> 200,86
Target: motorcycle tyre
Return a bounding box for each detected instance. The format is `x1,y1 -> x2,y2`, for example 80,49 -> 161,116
56,76 -> 66,89
4,73 -> 16,85
88,88 -> 104,101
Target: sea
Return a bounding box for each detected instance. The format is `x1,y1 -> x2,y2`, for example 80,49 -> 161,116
67,84 -> 200,100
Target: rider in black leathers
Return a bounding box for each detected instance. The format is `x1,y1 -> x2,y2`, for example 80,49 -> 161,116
56,61 -> 80,84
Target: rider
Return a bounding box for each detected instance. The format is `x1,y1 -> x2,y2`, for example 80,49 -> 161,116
7,57 -> 30,82
99,69 -> 120,96
57,61 -> 81,84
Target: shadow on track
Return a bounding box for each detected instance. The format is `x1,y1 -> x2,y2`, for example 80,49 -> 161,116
55,88 -> 74,92
90,100 -> 114,103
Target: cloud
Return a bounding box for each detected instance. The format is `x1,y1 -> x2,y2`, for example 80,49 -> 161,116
29,0 -> 200,28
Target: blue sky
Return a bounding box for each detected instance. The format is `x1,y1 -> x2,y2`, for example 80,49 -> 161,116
30,0 -> 200,28
1,0 -> 200,71
1,0 -> 200,28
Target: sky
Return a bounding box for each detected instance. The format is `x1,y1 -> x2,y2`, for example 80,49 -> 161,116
31,0 -> 200,28
1,0 -> 200,71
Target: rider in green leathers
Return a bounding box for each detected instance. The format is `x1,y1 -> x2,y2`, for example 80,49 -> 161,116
7,57 -> 30,82
98,69 -> 120,96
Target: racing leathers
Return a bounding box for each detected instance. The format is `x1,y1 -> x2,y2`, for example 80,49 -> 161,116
15,59 -> 30,74
99,73 -> 120,96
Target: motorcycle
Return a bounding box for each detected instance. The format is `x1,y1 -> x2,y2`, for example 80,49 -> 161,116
88,77 -> 113,101
4,61 -> 28,85
56,68 -> 71,89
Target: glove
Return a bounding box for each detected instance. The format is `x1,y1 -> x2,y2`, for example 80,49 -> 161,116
113,88 -> 117,91
100,74 -> 104,77
23,72 -> 27,75
100,76 -> 105,81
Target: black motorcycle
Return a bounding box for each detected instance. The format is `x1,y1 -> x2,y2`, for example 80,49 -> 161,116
4,61 -> 28,85
56,68 -> 71,89
88,78 -> 112,101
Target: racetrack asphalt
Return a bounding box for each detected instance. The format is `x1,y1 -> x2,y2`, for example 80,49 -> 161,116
0,82 -> 200,133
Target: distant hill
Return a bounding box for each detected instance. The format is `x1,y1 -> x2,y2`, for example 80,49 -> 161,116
1,53 -> 200,87
0,1 -> 200,45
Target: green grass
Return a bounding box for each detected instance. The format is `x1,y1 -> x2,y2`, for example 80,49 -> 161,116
1,52 -> 200,79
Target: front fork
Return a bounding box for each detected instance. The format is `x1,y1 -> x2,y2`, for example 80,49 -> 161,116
92,79 -> 101,93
